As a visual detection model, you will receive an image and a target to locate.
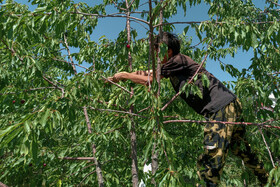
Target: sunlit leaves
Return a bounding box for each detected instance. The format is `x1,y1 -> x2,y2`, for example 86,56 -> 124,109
0,0 -> 280,186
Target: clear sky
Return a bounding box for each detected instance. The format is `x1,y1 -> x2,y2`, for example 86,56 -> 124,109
4,0 -> 269,82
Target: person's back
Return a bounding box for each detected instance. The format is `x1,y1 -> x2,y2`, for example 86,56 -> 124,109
161,53 -> 236,117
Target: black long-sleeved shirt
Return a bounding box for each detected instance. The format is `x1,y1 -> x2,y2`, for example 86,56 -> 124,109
161,53 -> 236,116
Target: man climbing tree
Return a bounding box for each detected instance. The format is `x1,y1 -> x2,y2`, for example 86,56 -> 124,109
108,32 -> 269,186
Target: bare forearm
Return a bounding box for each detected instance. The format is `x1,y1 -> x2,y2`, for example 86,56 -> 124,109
122,72 -> 153,85
108,70 -> 163,86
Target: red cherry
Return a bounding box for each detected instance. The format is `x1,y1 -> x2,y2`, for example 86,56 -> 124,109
126,44 -> 130,49
12,100 -> 16,104
21,100 -> 25,104
43,163 -> 47,167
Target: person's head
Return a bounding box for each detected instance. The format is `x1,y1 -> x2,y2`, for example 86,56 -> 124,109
154,32 -> 180,61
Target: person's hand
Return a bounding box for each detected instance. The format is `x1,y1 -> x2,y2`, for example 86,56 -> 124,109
106,72 -> 128,83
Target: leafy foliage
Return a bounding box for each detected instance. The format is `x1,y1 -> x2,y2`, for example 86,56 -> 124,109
0,0 -> 279,186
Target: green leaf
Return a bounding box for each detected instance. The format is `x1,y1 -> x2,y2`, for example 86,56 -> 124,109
33,6 -> 47,13
41,109 -> 50,126
201,73 -> 210,88
251,33 -> 258,49
24,121 -> 31,135
191,85 -> 202,99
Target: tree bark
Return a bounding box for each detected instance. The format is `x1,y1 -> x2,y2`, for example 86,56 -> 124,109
83,107 -> 104,187
126,1 -> 139,186
0,182 -> 8,187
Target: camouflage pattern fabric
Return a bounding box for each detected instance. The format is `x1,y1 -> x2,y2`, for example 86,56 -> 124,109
197,99 -> 268,186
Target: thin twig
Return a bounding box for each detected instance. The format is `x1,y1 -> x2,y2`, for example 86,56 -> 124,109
64,34 -> 77,75
78,170 -> 96,186
258,127 -> 276,168
70,164 -> 95,176
75,10 -> 149,25
0,87 -> 56,95
53,58 -> 91,71
267,0 -> 280,6
53,57 -> 133,95
112,0 -> 126,11
61,157 -> 95,160
89,107 -> 147,118
128,0 -> 136,9
42,76 -> 65,98
137,106 -> 151,113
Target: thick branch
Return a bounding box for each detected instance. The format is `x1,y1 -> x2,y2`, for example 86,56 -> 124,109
125,3 -> 139,185
83,107 -> 104,187
0,182 -> 8,187
83,106 -> 92,133
92,144 -> 104,187
163,119 -> 280,129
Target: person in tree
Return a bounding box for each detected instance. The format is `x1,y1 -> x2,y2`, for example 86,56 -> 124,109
108,32 -> 268,186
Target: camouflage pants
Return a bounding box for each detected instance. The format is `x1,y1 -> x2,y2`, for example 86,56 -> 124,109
197,99 -> 268,186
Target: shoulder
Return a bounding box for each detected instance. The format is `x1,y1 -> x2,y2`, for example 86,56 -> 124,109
170,54 -> 197,64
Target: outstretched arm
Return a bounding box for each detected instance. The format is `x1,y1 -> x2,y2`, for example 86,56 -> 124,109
108,70 -> 161,86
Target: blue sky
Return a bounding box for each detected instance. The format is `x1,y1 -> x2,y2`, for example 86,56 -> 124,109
5,0 -> 269,82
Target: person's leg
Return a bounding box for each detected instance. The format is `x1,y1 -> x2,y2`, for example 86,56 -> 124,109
230,125 -> 269,186
197,100 -> 246,186
197,109 -> 234,186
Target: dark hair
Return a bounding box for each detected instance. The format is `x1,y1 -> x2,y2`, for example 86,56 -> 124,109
154,32 -> 180,56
